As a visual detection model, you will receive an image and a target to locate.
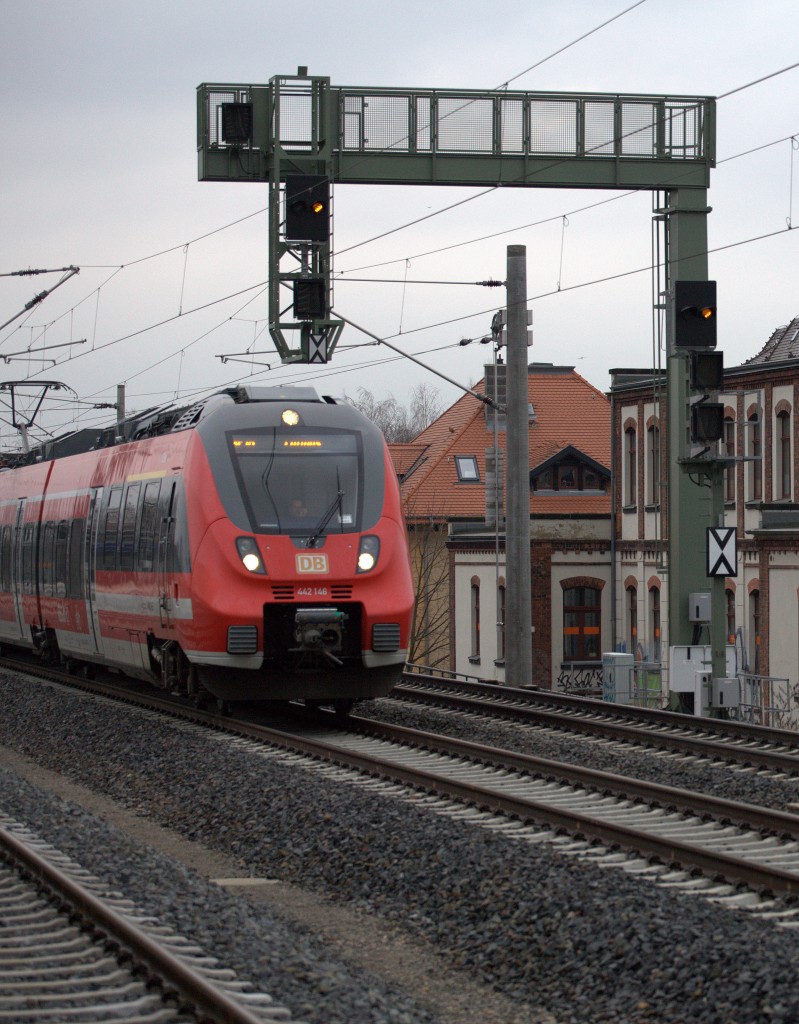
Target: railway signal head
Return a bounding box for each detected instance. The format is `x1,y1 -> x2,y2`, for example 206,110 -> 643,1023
674,280 -> 717,350
690,350 -> 724,391
293,278 -> 327,320
691,401 -> 725,444
285,175 -> 330,242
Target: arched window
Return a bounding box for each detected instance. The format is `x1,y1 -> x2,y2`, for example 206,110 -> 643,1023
627,584 -> 638,656
748,411 -> 762,501
497,582 -> 506,662
726,588 -> 736,645
749,589 -> 760,674
646,424 -> 660,506
649,584 -> 661,661
562,586 -> 601,662
777,409 -> 791,500
724,416 -> 736,503
470,579 -> 480,662
625,426 -> 637,507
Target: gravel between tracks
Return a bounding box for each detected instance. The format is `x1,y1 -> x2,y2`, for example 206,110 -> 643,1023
1,672 -> 799,1024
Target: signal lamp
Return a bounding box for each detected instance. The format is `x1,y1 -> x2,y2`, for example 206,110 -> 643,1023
220,103 -> 253,145
691,402 -> 725,444
285,175 -> 330,242
674,280 -> 717,350
690,351 -> 724,391
293,278 -> 326,320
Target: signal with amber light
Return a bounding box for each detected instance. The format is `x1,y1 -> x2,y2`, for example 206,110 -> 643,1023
285,175 -> 330,242
673,280 -> 717,350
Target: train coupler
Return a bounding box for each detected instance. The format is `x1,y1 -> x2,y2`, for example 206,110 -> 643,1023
292,608 -> 348,664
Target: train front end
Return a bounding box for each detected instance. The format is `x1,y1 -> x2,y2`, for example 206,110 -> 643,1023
186,386 -> 414,703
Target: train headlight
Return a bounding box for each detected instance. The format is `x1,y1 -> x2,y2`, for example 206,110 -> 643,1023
236,536 -> 266,574
357,535 -> 380,574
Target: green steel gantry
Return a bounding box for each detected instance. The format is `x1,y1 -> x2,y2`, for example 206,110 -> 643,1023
196,71 -> 724,683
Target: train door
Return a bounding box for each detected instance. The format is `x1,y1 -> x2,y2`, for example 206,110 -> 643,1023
157,480 -> 176,630
10,500 -> 27,641
83,489 -> 102,655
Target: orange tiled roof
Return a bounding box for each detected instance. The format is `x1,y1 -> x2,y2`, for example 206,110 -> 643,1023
387,442 -> 429,481
744,315 -> 799,365
399,363 -> 611,522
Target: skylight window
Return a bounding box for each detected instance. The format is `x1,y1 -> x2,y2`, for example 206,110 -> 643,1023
455,455 -> 480,482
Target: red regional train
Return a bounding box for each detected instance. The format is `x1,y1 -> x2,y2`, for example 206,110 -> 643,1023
0,385 -> 414,707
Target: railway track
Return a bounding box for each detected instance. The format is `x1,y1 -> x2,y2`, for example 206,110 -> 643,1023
0,816 -> 295,1024
283,711 -> 799,901
9,657 -> 799,907
396,671 -> 799,778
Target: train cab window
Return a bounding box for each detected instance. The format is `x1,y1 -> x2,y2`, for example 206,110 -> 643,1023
137,480 -> 161,571
120,484 -> 141,571
228,429 -> 361,535
54,521 -> 69,597
100,488 -> 123,571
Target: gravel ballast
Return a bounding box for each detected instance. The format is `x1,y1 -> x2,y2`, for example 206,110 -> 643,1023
1,673 -> 799,1024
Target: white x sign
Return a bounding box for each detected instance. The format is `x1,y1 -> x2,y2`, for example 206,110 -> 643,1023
707,526 -> 737,578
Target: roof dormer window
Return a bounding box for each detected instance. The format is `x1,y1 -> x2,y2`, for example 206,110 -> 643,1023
531,445 -> 609,494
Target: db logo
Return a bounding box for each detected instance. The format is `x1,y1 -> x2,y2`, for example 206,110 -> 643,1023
296,553 -> 329,574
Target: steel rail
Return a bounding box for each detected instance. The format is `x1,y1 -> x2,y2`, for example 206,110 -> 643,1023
226,715 -> 799,898
12,660 -> 799,898
339,713 -> 799,838
404,667 -> 799,746
395,676 -> 799,776
0,826 -> 270,1024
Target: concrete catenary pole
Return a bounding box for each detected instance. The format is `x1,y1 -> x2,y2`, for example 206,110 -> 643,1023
504,245 -> 532,687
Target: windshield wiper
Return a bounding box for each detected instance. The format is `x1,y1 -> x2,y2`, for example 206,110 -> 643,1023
307,480 -> 344,549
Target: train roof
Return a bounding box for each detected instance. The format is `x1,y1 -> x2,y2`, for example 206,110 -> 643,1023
6,386 -> 339,467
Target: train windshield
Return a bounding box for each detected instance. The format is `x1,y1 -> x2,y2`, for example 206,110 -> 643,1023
228,428 -> 361,535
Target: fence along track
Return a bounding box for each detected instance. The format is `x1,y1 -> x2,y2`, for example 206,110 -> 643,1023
0,817 -> 295,1024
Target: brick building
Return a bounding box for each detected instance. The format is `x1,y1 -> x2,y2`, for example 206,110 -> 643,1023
393,362 -> 612,686
610,315 -> 799,720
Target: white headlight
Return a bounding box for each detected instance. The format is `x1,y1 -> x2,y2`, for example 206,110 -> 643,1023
357,536 -> 380,574
357,551 -> 376,573
236,536 -> 266,574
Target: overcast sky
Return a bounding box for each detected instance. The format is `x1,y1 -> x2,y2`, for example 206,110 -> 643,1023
1,0 -> 797,449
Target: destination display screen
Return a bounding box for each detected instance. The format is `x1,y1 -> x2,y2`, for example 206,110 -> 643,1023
230,432 -> 357,455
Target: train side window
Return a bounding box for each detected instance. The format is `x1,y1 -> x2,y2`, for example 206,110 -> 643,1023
101,488 -> 123,571
41,521 -> 56,598
0,526 -> 10,591
120,483 -> 141,571
21,523 -> 35,595
54,521 -> 68,598
158,480 -> 178,573
138,480 -> 161,571
68,519 -> 85,599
